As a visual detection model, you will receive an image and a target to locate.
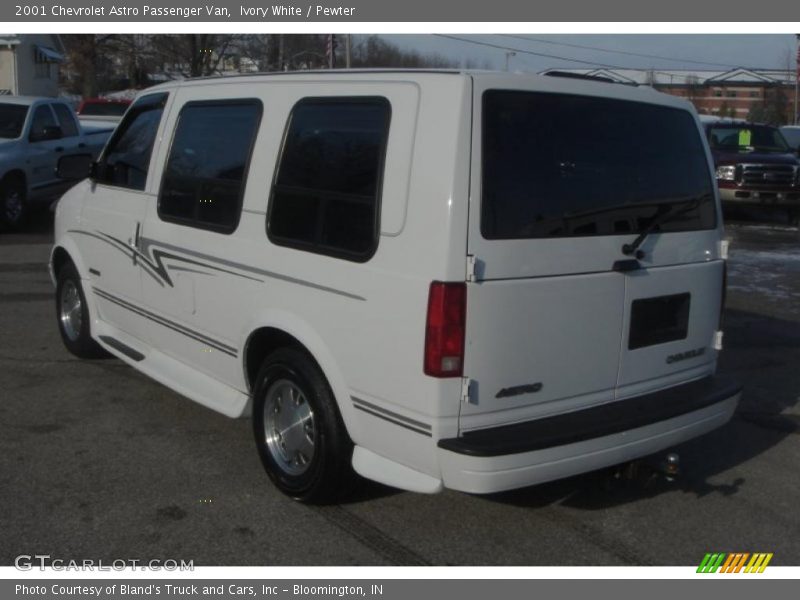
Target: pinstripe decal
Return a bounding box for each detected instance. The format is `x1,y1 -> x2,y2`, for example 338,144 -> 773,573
93,287 -> 237,357
139,237 -> 367,301
69,229 -> 260,287
351,397 -> 432,437
69,229 -> 366,301
69,230 -> 165,287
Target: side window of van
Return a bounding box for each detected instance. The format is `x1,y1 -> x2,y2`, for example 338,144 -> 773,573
159,99 -> 262,234
267,97 -> 391,261
97,93 -> 168,191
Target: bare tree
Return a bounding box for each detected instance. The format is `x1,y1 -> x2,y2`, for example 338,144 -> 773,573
149,34 -> 237,78
225,34 -> 330,72
61,34 -> 122,97
234,34 -> 275,71
748,84 -> 790,125
350,36 -> 457,68
60,34 -> 479,97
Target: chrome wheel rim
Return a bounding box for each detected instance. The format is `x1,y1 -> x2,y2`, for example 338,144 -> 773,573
3,189 -> 22,223
59,280 -> 82,342
262,379 -> 316,476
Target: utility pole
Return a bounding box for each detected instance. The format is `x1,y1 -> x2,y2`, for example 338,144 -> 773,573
327,34 -> 336,69
345,34 -> 351,69
795,34 -> 799,124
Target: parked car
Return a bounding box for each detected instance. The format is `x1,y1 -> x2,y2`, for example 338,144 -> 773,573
0,96 -> 113,230
51,71 -> 741,502
702,118 -> 800,225
780,125 -> 800,155
76,97 -> 131,126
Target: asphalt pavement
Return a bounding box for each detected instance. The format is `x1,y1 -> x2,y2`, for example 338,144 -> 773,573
1,211 -> 798,566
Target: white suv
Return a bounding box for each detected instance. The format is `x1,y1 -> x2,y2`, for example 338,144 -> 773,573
51,71 -> 742,502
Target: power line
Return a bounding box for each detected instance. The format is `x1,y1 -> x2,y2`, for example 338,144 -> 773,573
500,34 -> 746,69
432,34 -> 741,83
433,34 -> 633,71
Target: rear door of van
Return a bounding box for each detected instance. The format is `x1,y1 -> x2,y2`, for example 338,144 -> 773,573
462,75 -> 720,432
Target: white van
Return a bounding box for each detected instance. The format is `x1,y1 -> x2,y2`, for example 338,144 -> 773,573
51,71 -> 742,502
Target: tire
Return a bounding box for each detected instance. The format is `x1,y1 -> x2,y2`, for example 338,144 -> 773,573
0,176 -> 27,231
55,262 -> 108,359
252,347 -> 355,503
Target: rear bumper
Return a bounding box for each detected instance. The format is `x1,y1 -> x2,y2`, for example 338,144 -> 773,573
437,376 -> 741,494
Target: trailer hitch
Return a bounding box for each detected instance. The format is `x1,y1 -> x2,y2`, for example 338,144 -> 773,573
608,452 -> 681,488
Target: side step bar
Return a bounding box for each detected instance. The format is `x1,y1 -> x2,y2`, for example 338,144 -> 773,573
98,335 -> 145,362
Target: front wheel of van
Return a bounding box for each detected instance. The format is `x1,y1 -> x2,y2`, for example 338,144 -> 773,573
56,263 -> 108,359
252,348 -> 355,504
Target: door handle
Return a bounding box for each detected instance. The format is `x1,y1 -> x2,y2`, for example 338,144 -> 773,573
78,143 -> 86,148
54,147 -> 64,153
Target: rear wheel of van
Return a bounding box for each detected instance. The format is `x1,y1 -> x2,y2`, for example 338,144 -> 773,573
252,348 -> 355,504
56,263 -> 108,359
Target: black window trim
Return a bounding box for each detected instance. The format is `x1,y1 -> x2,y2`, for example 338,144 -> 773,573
157,97 -> 263,236
96,91 -> 169,191
266,95 -> 392,263
479,89 -> 718,241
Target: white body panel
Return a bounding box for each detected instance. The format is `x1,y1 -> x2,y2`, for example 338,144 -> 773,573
52,71 -> 740,495
72,183 -> 148,336
462,274 -> 623,430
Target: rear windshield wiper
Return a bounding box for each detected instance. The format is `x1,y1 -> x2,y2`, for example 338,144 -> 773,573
621,194 -> 712,258
520,197 -> 700,236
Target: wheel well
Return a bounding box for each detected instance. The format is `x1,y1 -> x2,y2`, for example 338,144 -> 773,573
51,247 -> 73,278
244,327 -> 308,391
2,169 -> 27,191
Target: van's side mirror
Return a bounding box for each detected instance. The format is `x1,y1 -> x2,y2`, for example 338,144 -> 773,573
31,125 -> 63,142
57,153 -> 94,180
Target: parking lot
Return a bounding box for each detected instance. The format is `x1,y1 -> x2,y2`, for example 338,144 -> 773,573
1,211 -> 799,567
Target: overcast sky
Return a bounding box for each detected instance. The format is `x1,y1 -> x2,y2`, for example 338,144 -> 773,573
379,34 -> 800,73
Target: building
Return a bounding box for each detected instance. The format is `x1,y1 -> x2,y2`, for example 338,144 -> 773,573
0,34 -> 65,97
540,67 -> 798,124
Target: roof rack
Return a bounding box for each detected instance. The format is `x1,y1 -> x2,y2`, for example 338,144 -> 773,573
184,68 -> 466,82
543,71 -> 638,86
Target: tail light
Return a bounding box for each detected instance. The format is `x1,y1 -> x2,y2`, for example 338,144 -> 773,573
424,282 -> 467,377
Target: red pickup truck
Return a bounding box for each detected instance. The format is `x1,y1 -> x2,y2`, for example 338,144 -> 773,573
703,119 -> 800,225
76,98 -> 131,125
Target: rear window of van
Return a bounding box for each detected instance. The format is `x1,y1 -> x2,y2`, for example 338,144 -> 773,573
481,90 -> 716,239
